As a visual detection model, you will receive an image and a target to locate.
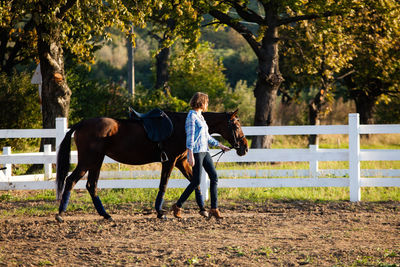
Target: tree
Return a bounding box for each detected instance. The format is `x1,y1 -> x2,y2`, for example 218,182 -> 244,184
341,0 -> 400,124
145,1 -> 203,92
0,0 -> 158,149
0,1 -> 36,74
0,72 -> 42,149
169,42 -> 239,112
280,15 -> 355,144
196,0 -> 354,148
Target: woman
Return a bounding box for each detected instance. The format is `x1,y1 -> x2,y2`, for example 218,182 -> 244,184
171,92 -> 230,219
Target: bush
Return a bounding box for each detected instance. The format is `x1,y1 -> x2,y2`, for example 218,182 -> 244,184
132,86 -> 189,112
0,72 -> 42,150
67,65 -> 134,124
232,80 -> 255,126
169,42 -> 238,112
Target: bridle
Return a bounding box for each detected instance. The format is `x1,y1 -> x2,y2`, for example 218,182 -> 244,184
212,116 -> 246,166
227,117 -> 246,150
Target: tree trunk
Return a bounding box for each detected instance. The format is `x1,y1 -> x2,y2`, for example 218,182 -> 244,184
308,102 -> 320,145
354,92 -> 376,125
37,17 -> 71,150
155,45 -> 170,91
26,12 -> 71,174
251,23 -> 283,148
154,19 -> 175,94
308,90 -> 325,146
252,71 -> 280,148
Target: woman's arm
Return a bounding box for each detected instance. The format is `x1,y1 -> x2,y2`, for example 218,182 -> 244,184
208,133 -> 230,151
185,111 -> 196,166
185,112 -> 196,151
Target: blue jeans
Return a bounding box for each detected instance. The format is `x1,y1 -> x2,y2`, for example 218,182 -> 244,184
177,152 -> 218,209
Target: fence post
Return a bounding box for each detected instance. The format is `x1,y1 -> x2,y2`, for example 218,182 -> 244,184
309,145 -> 319,179
2,147 -> 12,179
200,169 -> 209,201
44,144 -> 52,180
56,117 -> 68,152
349,113 -> 361,202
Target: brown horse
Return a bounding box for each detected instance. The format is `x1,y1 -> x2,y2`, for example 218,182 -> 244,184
55,109 -> 248,222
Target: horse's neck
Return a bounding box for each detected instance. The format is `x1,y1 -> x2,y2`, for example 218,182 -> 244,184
203,112 -> 225,134
168,111 -> 225,134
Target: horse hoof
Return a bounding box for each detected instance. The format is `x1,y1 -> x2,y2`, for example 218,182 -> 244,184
55,214 -> 64,223
104,214 -> 113,221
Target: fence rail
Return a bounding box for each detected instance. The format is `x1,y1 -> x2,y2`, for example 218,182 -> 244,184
1,114 -> 399,202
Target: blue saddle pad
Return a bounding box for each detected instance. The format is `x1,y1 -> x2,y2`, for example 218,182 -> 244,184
129,107 -> 173,142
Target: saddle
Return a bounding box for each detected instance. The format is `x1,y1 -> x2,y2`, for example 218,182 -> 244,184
129,107 -> 173,162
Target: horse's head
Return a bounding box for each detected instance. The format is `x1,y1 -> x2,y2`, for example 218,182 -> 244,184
212,109 -> 249,156
226,109 -> 248,156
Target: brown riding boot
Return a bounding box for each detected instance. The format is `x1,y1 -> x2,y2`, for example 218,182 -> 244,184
199,209 -> 208,218
209,208 -> 223,219
171,204 -> 182,218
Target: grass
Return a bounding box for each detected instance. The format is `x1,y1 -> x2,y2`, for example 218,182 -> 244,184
0,186 -> 399,218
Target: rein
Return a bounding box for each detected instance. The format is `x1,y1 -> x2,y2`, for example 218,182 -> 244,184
212,115 -> 245,168
211,148 -> 230,168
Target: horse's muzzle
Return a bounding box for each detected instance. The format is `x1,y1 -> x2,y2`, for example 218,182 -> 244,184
235,138 -> 249,156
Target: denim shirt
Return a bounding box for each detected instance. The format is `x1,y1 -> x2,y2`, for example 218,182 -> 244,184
185,110 -> 219,153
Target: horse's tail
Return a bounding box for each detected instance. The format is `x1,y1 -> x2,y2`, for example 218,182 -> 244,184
56,123 -> 80,200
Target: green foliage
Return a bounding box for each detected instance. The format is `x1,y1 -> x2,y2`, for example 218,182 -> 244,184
132,86 -> 188,112
375,97 -> 400,124
0,72 -> 41,149
169,42 -> 238,112
341,1 -> 400,104
0,1 -> 37,73
93,29 -> 155,89
201,27 -> 248,50
215,47 -> 257,87
67,65 -> 134,124
233,80 -> 255,126
144,0 -> 203,53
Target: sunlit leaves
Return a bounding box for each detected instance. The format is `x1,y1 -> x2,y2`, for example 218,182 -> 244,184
343,0 -> 400,97
169,42 -> 235,111
1,0 -> 173,67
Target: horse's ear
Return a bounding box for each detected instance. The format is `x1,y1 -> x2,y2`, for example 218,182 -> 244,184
230,109 -> 239,119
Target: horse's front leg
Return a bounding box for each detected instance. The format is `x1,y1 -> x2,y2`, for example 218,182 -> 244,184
155,159 -> 177,219
175,157 -> 207,216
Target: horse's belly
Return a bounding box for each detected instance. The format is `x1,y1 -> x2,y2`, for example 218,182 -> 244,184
105,140 -> 160,165
107,153 -> 158,165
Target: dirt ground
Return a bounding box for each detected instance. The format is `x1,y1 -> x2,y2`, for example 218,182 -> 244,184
0,199 -> 399,266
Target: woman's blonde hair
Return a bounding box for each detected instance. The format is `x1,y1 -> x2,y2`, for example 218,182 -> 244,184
189,92 -> 209,109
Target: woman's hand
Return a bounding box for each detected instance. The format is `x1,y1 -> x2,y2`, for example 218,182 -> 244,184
187,149 -> 195,167
219,144 -> 231,152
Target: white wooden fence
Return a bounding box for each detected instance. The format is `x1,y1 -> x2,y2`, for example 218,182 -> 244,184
1,114 -> 399,202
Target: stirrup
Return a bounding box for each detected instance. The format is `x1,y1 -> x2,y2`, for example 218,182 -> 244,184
160,151 -> 168,162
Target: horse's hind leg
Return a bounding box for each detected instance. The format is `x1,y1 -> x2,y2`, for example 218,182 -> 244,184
155,159 -> 177,219
86,166 -> 112,220
56,167 -> 87,222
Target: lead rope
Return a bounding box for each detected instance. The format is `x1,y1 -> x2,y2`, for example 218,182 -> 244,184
212,150 -> 225,169
211,146 -> 233,168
